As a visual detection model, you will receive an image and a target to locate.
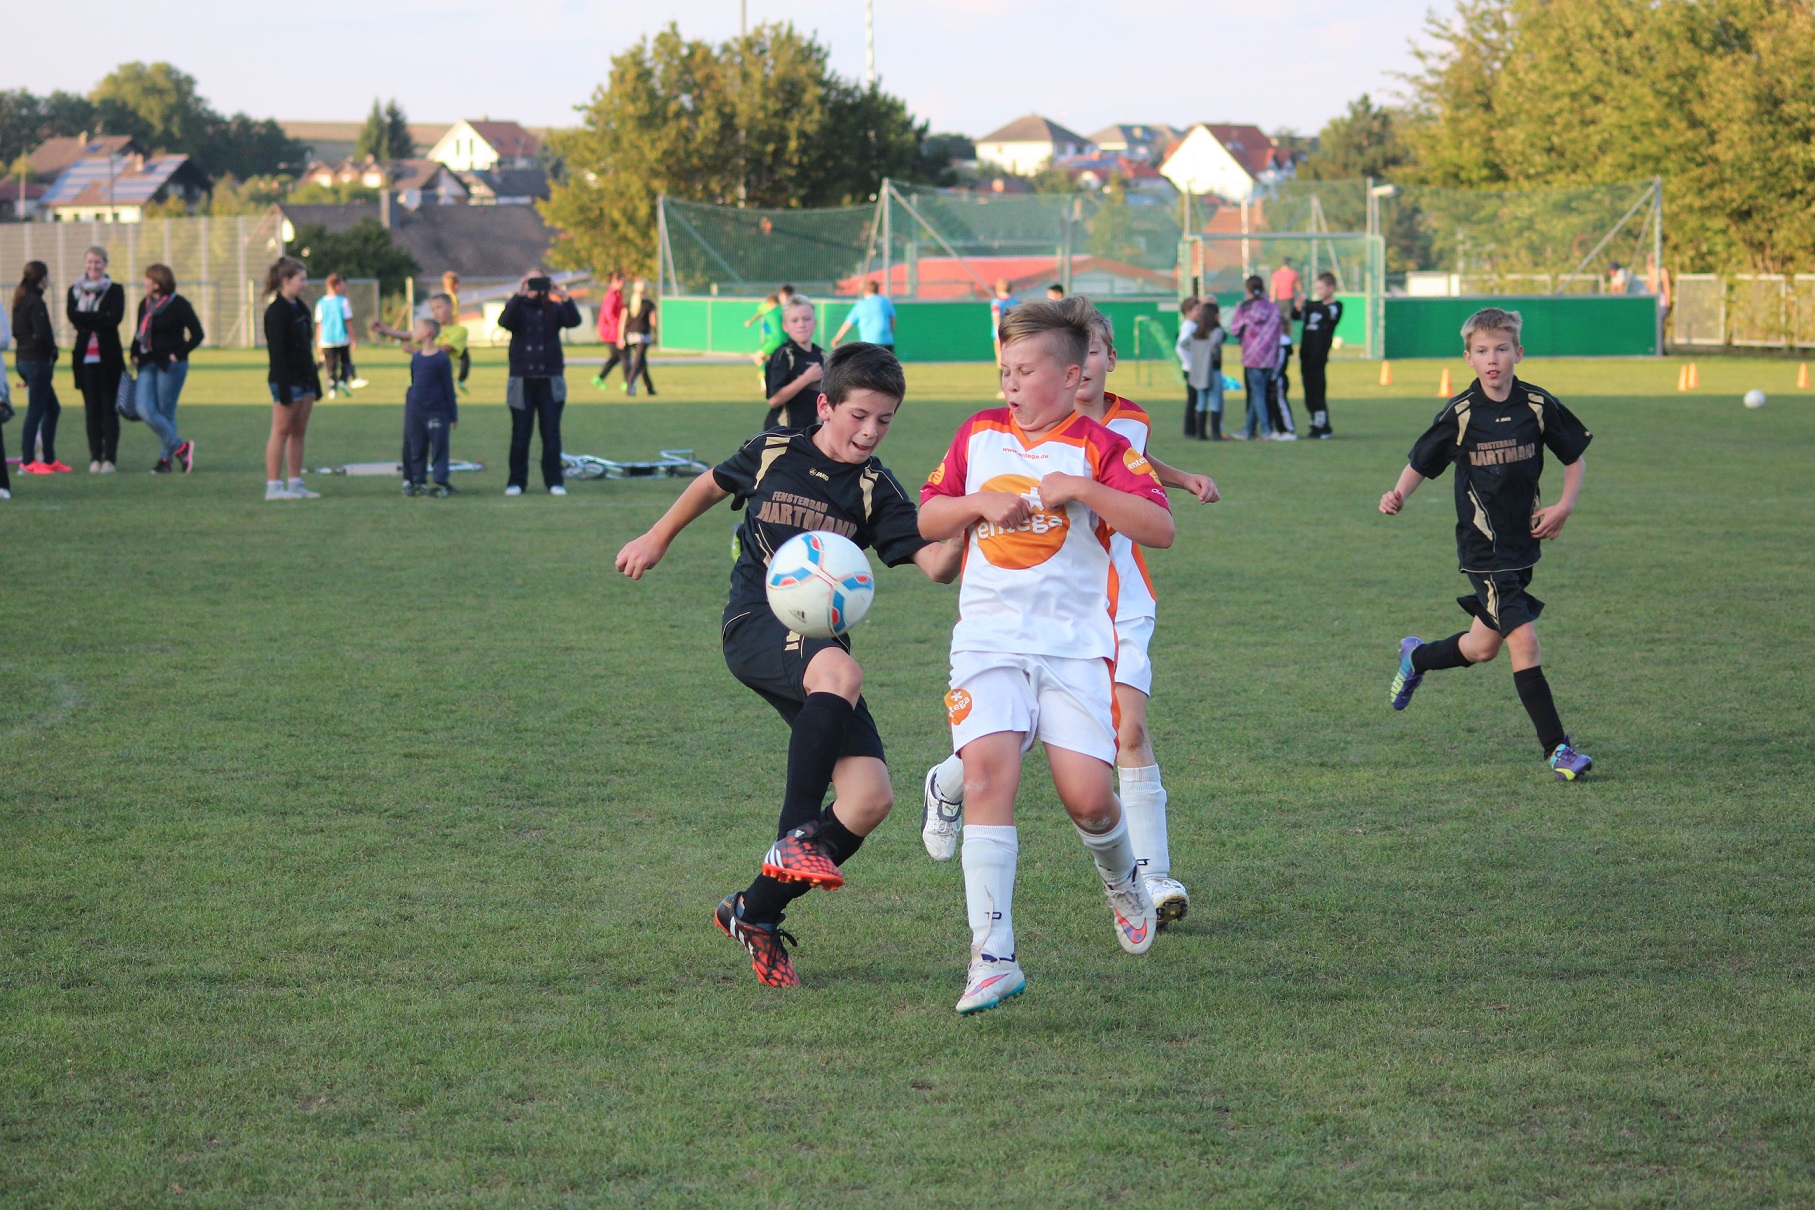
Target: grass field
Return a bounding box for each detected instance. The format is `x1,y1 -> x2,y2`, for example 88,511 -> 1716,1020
3,348 -> 1812,1206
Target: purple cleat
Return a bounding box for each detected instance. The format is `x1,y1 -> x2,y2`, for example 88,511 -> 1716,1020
1388,637 -> 1424,710
1549,738 -> 1593,781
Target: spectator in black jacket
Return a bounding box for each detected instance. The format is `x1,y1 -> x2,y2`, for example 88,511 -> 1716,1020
498,270 -> 581,496
67,245 -> 126,473
262,257 -> 323,501
12,261 -> 67,474
131,262 -> 202,474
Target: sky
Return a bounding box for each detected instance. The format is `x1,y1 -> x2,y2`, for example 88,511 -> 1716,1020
7,0 -> 1436,139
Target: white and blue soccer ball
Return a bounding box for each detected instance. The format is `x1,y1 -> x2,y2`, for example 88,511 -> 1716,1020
765,531 -> 876,639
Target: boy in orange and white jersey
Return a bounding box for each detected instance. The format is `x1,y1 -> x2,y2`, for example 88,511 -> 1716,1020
919,300 -> 1176,1014
922,300 -> 1217,926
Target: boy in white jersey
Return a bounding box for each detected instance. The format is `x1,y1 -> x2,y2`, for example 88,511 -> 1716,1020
923,299 -> 1217,925
919,300 -> 1177,1014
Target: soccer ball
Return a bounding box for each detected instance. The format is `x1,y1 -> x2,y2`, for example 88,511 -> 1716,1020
1744,389 -> 1767,409
765,531 -> 876,639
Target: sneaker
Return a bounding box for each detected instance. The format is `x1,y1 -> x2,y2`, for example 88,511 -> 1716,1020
433,483 -> 458,498
504,485 -> 523,496
1105,874 -> 1157,955
0,488 -> 11,499
88,461 -> 102,473
714,894 -> 800,988
402,482 -> 421,497
921,763 -> 963,861
151,460 -> 173,474
956,954 -> 1026,1015
1145,875 -> 1190,927
591,374 -> 606,389
20,462 -> 51,475
456,381 -> 470,395
1389,636 -> 1425,711
1549,738 -> 1594,781
174,441 -> 194,473
548,484 -> 568,496
288,481 -> 321,499
325,387 -> 338,400
348,377 -> 369,389
761,820 -> 845,889
99,461 -> 117,473
46,460 -> 73,472
265,482 -> 300,500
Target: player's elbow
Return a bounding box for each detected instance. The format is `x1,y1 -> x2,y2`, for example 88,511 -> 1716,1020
1139,513 -> 1177,549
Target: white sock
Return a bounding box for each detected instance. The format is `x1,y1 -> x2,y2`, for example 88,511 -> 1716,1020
1117,764 -> 1170,879
288,477 -> 305,490
1073,811 -> 1137,888
961,824 -> 1018,960
933,752 -> 966,803
267,479 -> 283,490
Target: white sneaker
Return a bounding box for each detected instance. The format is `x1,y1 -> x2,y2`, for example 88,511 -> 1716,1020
265,483 -> 300,500
921,764 -> 963,861
100,461 -> 117,474
325,387 -> 338,400
88,461 -> 102,473
0,488 -> 11,500
956,955 -> 1025,1015
1105,874 -> 1156,954
348,377 -> 369,389
504,485 -> 523,496
549,485 -> 568,496
1145,875 -> 1190,927
288,481 -> 321,499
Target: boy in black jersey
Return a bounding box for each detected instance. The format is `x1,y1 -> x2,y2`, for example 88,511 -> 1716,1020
761,298 -> 826,431
617,343 -> 961,986
1379,307 -> 1595,780
1299,272 -> 1342,438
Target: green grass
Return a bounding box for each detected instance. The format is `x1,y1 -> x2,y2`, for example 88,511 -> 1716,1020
3,349 -> 1812,1206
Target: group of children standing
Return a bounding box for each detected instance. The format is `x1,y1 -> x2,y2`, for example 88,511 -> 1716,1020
1176,266 -> 1344,441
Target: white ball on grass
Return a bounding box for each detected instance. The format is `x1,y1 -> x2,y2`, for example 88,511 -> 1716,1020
1744,389 -> 1767,409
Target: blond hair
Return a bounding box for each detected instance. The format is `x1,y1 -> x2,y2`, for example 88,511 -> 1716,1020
998,298 -> 1090,368
1461,307 -> 1523,344
1054,295 -> 1115,353
784,296 -> 815,315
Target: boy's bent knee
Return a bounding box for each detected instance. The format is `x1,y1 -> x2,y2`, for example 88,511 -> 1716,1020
803,648 -> 862,702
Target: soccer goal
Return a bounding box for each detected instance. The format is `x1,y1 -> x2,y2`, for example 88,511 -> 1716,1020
1179,231 -> 1386,359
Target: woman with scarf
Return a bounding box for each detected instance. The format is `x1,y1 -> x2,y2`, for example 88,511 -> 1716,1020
66,246 -> 126,472
131,263 -> 203,473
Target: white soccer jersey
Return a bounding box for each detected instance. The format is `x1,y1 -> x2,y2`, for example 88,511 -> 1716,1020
922,407 -> 1170,661
1100,394 -> 1158,622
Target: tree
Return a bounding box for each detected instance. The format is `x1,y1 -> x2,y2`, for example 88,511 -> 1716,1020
0,88 -> 99,164
288,219 -> 420,295
355,99 -> 414,161
206,174 -> 293,216
1086,182 -> 1141,261
1300,95 -> 1413,181
543,22 -> 931,277
82,62 -> 305,179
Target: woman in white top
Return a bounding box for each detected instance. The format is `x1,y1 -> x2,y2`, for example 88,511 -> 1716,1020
1176,299 -> 1226,440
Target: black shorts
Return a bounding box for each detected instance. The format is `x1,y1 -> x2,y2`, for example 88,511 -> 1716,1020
1459,567 -> 1545,635
721,608 -> 885,761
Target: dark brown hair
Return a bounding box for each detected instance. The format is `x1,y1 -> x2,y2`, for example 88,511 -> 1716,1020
144,263 -> 176,296
14,260 -> 47,310
822,340 -> 906,406
263,256 -> 305,298
1195,298 -> 1221,336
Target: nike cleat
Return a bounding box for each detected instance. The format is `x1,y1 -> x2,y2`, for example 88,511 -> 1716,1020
1549,739 -> 1593,781
1144,875 -> 1190,927
714,894 -> 800,988
921,763 -> 963,862
956,954 -> 1025,1015
1106,874 -> 1157,955
1389,636 -> 1425,710
761,820 -> 845,889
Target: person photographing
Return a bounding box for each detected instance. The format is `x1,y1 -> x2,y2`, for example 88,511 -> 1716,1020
498,271 -> 581,496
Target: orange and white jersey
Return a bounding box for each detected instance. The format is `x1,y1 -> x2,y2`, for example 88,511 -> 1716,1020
1099,394 -> 1158,622
922,407 -> 1170,660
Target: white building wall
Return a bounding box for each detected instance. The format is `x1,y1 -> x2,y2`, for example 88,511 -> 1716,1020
429,121 -> 497,172
1159,128 -> 1257,202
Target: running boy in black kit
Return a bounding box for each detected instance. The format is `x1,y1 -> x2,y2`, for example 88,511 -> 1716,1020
616,343 -> 960,986
1380,307 -> 1595,780
1299,272 -> 1342,438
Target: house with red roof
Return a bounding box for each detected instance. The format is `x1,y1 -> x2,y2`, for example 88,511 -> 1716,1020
1159,124 -> 1298,202
39,150 -> 210,222
428,120 -> 542,173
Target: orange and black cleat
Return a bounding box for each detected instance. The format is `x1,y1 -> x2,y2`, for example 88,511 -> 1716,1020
761,821 -> 845,889
714,894 -> 800,988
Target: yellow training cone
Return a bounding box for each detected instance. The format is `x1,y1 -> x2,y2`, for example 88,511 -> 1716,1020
1378,361 -> 1393,386
1438,367 -> 1452,397
1799,362 -> 1809,389
1677,364 -> 1689,391
1689,362 -> 1700,389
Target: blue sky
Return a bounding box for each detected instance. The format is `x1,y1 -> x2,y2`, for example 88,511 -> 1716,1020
10,0 -> 1436,138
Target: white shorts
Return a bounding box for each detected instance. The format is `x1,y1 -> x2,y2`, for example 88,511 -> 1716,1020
946,650 -> 1117,765
1113,614 -> 1155,696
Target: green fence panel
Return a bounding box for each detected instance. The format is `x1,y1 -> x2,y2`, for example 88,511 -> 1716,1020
1384,296 -> 1659,359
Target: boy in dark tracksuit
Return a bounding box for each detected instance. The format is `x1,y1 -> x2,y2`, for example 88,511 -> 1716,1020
400,318 -> 459,496
1299,272 -> 1343,438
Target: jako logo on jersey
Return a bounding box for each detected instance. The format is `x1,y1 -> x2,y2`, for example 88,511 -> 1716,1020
973,473 -> 1068,569
945,687 -> 973,724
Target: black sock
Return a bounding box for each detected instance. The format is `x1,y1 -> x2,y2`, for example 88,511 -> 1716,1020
1412,632 -> 1474,673
1514,665 -> 1568,757
778,693 -> 854,836
738,875 -> 812,924
818,808 -> 865,865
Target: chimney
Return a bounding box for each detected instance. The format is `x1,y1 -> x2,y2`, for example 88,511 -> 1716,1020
380,182 -> 391,229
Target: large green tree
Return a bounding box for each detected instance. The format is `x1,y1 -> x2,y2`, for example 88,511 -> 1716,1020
543,22 -> 930,277
289,219 -> 420,295
355,100 -> 415,161
1301,95 -> 1413,182
78,62 -> 306,180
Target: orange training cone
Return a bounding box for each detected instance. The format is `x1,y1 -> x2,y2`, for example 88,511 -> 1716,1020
1438,367 -> 1452,397
1688,362 -> 1700,389
1378,361 -> 1393,387
1677,364 -> 1689,392
1799,362 -> 1809,389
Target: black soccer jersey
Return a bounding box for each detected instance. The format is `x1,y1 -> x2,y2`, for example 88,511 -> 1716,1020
763,341 -> 826,430
1408,377 -> 1593,573
1299,299 -> 1343,363
713,425 -> 931,623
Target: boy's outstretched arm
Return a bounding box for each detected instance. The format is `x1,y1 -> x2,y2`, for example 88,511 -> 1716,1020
918,491 -> 1030,541
615,471 -> 733,579
1040,475 -> 1175,548
912,538 -> 963,583
1379,466 -> 1427,515
1145,453 -> 1219,504
1531,457 -> 1585,540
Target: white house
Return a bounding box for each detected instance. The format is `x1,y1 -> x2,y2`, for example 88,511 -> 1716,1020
975,114 -> 1092,177
1159,124 -> 1294,202
429,119 -> 542,173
